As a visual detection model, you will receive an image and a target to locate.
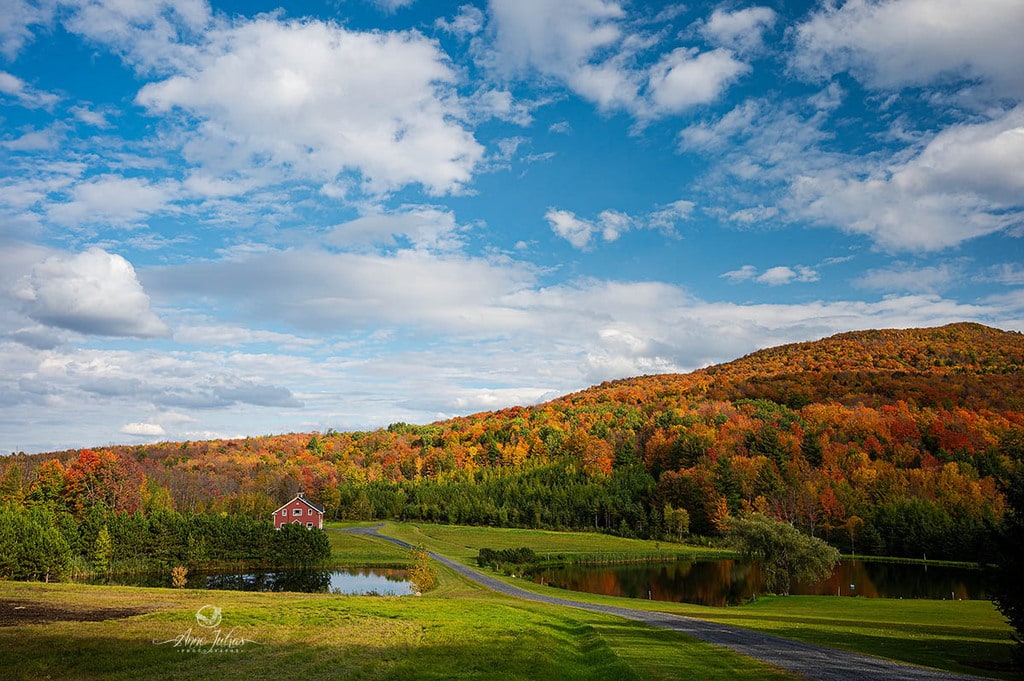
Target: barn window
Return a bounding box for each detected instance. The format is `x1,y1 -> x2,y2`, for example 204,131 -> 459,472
308,508 -> 313,516
293,508 -> 302,516
306,522 -> 313,528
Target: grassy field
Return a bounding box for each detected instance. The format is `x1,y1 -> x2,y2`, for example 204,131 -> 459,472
373,521 -> 731,563
377,521 -> 1018,680
0,564 -> 796,680
0,521 -> 1016,679
324,523 -> 413,567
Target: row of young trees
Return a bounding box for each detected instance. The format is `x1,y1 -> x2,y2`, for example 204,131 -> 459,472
0,448 -> 331,582
0,501 -> 331,582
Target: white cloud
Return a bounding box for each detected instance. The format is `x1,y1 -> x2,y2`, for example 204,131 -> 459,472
980,263 -> 1024,286
486,0 -> 754,117
47,175 -> 178,227
487,0 -> 639,112
728,205 -> 778,225
792,0 -> 1024,98
325,206 -> 467,252
121,422 -> 166,436
436,5 -> 485,38
370,0 -> 416,12
61,0 -> 212,75
5,237 -> 1022,452
2,127 -> 60,151
721,264 -> 819,285
647,200 -> 694,234
597,210 -> 632,242
0,70 -> 59,109
136,18 -> 484,196
0,0 -> 51,59
469,88 -> 534,126
70,105 -> 112,128
145,247 -> 539,335
647,47 -> 749,113
548,200 -> 695,249
856,263 -> 959,293
545,208 -> 635,249
721,264 -> 758,283
699,6 -> 776,54
13,247 -> 171,338
790,107 -> 1024,251
546,208 -> 598,250
681,97 -> 1024,252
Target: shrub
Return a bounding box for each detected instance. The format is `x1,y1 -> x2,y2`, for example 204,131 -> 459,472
171,565 -> 188,588
407,546 -> 436,594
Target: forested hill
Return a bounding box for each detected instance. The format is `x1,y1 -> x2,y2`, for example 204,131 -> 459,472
3,322 -> 1023,561
556,322 -> 1024,412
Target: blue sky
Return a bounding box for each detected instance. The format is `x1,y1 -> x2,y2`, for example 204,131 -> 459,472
2,0 -> 1023,454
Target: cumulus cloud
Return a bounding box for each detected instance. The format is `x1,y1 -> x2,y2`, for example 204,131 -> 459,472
721,264 -> 819,285
120,422 -> 166,436
61,0 -> 212,75
699,6 -> 777,54
548,200 -> 694,249
486,0 -> 751,117
790,107 -> 1024,251
487,0 -> 638,111
13,247 -> 171,338
136,18 -> 484,196
47,175 -> 178,227
546,208 -> 599,250
5,236 -> 1023,452
792,0 -> 1024,98
647,47 -> 749,113
680,96 -> 1024,252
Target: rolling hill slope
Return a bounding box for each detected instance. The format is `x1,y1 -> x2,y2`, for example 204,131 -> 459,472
4,323 -> 1023,560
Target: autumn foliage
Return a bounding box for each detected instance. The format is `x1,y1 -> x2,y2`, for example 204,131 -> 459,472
3,323 -> 1023,562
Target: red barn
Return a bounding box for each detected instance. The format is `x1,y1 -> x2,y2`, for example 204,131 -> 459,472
272,491 -> 325,530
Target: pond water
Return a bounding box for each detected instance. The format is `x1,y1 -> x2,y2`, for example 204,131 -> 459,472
529,559 -> 986,607
88,567 -> 415,595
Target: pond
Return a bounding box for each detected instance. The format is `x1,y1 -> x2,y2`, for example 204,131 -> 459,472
529,558 -> 986,606
88,567 -> 416,595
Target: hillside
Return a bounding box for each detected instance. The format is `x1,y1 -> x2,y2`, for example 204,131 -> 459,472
560,322 -> 1024,410
4,322 -> 1023,561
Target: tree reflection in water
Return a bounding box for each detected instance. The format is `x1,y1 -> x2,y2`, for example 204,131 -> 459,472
530,559 -> 985,606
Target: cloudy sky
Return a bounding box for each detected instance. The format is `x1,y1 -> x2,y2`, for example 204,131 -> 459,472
2,0 -> 1023,453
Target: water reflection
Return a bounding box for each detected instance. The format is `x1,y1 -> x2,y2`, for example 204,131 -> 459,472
530,559 -> 985,606
88,567 -> 414,595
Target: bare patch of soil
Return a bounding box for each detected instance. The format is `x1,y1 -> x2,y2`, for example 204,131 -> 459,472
0,599 -> 148,627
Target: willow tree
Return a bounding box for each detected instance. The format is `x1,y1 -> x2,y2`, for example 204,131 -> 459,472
728,513 -> 839,596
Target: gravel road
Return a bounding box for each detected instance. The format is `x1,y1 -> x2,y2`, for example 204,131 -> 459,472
340,525 -> 987,681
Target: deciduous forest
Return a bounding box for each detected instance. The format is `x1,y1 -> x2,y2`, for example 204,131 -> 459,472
3,323 -> 1022,571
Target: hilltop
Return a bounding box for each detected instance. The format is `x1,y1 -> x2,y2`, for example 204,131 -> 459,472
558,322 -> 1024,411
4,322 -> 1023,561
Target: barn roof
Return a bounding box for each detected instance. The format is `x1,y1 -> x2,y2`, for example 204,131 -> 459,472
272,492 -> 325,515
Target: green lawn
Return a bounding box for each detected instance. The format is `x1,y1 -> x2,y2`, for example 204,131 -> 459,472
375,521 -> 730,563
376,521 -> 1018,680
0,572 -> 796,680
0,521 -> 1016,679
323,524 -> 413,567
